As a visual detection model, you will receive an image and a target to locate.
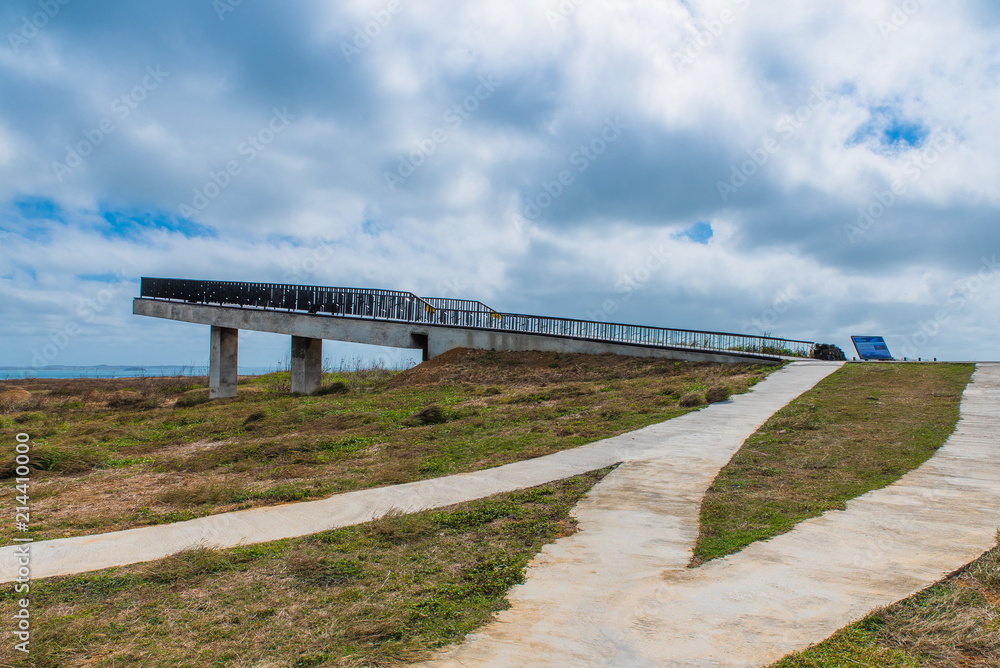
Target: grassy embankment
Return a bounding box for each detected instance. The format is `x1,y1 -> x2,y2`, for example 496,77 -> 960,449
0,349 -> 774,541
0,471 -> 611,667
692,362 -> 974,566
689,361 -> 993,666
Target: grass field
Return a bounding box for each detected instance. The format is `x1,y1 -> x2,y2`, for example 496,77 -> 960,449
0,349 -> 773,542
0,470 -> 611,667
691,362 -> 974,566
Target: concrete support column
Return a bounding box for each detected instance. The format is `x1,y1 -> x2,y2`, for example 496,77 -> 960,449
209,326 -> 239,399
291,336 -> 323,395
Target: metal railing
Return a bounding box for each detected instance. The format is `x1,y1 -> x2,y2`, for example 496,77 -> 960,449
139,277 -> 815,358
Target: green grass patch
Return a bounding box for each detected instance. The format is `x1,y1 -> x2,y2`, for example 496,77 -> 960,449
0,470 -> 611,667
692,363 -> 974,565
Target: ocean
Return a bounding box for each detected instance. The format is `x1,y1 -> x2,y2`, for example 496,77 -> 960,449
0,366 -> 277,379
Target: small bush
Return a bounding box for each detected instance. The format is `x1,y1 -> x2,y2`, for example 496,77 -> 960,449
403,404 -> 447,426
679,392 -> 705,407
313,381 -> 349,396
105,391 -> 146,409
175,389 -> 210,408
706,385 -> 733,403
0,389 -> 32,412
242,410 -> 267,426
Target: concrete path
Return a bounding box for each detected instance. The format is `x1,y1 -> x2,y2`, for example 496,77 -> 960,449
418,363 -> 1000,668
1,360 -> 840,583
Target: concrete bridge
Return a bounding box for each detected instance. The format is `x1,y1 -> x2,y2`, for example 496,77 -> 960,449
133,278 -> 816,398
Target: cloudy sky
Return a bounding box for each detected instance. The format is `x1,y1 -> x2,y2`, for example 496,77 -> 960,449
1,0 -> 998,369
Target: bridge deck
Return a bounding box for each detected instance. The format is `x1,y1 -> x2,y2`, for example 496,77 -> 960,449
134,278 -> 816,397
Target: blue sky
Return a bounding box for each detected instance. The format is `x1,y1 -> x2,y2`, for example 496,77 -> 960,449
1,0 -> 999,367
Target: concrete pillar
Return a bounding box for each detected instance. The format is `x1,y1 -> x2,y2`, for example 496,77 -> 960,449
209,326 -> 238,399
291,336 -> 323,395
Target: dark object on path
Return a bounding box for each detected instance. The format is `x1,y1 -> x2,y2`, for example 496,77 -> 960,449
812,343 -> 847,361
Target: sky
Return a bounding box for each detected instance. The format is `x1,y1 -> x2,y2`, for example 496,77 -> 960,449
1,0 -> 999,369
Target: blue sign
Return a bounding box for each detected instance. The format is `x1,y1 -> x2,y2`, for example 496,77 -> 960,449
851,336 -> 894,361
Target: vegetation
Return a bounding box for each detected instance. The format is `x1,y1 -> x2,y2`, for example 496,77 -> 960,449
0,349 -> 774,541
692,363 -> 974,566
0,471 -> 611,667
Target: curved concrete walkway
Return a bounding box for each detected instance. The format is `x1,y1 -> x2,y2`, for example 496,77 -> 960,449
418,363 -> 1000,668
1,361 -> 839,583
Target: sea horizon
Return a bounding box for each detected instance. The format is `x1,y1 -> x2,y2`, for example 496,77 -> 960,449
0,365 -> 277,379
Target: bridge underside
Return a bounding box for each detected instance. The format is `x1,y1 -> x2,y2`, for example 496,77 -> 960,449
134,299 -> 779,397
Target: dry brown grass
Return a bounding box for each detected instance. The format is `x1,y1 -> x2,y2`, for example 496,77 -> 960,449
0,351 -> 775,542
0,387 -> 32,412
694,363 -> 975,566
0,471 -> 610,667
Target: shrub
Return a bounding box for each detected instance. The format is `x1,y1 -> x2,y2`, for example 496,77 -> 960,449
403,404 -> 447,426
706,385 -> 733,403
175,390 -> 210,408
242,410 -> 267,426
313,382 -> 348,396
0,389 -> 32,412
679,392 -> 705,407
105,391 -> 145,409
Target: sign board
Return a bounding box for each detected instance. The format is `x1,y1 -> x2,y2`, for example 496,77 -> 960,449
851,336 -> 894,361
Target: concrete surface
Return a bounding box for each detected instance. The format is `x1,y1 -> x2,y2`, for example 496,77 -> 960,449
290,335 -> 323,395
418,363 -> 1000,668
133,298 -> 780,368
0,361 -> 838,583
208,325 -> 238,399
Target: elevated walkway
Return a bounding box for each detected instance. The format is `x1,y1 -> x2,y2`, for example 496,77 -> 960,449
133,278 -> 816,397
